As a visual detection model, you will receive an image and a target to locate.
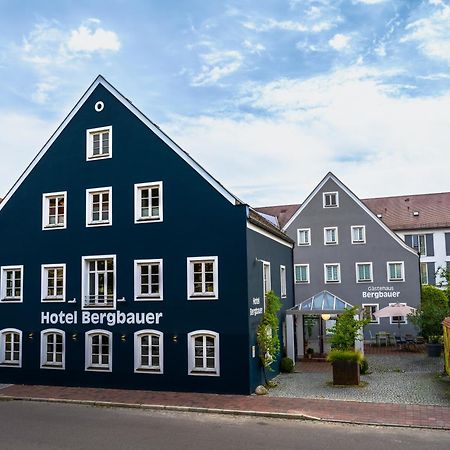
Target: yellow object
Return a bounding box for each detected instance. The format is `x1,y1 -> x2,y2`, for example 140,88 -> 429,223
443,317 -> 450,376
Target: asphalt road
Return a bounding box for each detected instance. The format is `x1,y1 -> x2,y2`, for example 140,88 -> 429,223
0,400 -> 449,449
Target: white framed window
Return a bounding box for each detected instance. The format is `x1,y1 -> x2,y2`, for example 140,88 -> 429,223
280,265 -> 287,298
389,302 -> 408,325
351,225 -> 366,244
42,192 -> 67,230
297,228 -> 311,246
187,256 -> 218,300
86,187 -> 112,227
134,259 -> 163,301
86,126 -> 112,160
41,264 -> 66,302
362,304 -> 379,324
355,262 -> 373,283
411,234 -> 427,255
323,191 -> 338,208
324,263 -> 340,283
420,262 -> 428,285
85,330 -> 112,372
134,330 -> 163,374
294,264 -> 309,283
187,330 -> 220,376
81,255 -> 116,309
134,182 -> 163,223
0,328 -> 22,367
0,265 -> 23,303
40,329 -> 65,369
324,227 -> 338,245
387,261 -> 405,282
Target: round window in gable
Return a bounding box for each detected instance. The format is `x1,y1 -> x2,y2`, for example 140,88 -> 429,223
95,101 -> 104,112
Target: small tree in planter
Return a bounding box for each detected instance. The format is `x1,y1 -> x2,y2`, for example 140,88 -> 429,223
410,285 -> 449,357
326,306 -> 370,385
256,291 -> 282,385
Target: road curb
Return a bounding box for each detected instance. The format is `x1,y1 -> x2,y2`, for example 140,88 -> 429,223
1,394 -> 449,431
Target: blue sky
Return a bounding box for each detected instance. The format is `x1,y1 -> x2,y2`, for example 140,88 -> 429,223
1,0 -> 450,205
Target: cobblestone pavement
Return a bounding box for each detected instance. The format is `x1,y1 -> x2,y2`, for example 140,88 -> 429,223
269,354 -> 450,406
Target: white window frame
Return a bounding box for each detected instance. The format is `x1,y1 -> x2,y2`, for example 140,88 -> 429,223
42,191 -> 67,230
41,264 -> 66,302
411,234 -> 427,256
324,263 -> 341,283
134,182 -> 163,223
389,302 -> 408,325
324,227 -> 338,245
86,187 -> 112,227
297,228 -> 311,246
81,255 -> 117,310
294,264 -> 310,284
134,259 -> 163,301
187,330 -> 220,376
187,256 -> 218,300
0,265 -> 24,303
351,225 -> 366,244
362,303 -> 380,324
280,265 -> 287,298
355,262 -> 373,283
40,329 -> 65,370
134,330 -> 163,374
387,261 -> 405,282
420,262 -> 428,285
85,329 -> 112,372
0,328 -> 22,368
86,126 -> 112,160
323,191 -> 339,208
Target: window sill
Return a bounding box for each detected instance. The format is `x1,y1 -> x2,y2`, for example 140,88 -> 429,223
41,364 -> 64,370
85,366 -> 111,372
43,224 -> 66,230
135,368 -> 162,374
188,294 -> 218,300
0,298 -> 23,303
0,362 -> 21,368
135,217 -> 162,223
189,369 -> 219,377
87,221 -> 112,228
87,154 -> 111,161
42,298 -> 65,303
135,296 -> 163,301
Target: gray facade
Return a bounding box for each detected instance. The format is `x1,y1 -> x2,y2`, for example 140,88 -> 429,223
283,173 -> 421,352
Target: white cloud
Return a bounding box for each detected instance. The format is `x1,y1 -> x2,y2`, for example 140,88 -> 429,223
243,18 -> 334,33
191,50 -> 243,86
402,3 -> 450,64
67,25 -> 121,53
329,33 -> 351,51
243,40 -> 266,55
353,0 -> 387,4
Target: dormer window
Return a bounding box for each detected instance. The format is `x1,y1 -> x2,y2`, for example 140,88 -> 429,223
86,126 -> 112,160
323,191 -> 338,208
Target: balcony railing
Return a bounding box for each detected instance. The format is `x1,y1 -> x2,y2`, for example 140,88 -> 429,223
84,295 -> 114,308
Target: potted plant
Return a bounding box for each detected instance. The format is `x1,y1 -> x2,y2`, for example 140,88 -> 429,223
410,286 -> 449,357
326,306 -> 370,385
306,347 -> 314,359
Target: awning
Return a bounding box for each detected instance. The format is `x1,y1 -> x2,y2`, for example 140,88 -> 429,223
287,290 -> 353,314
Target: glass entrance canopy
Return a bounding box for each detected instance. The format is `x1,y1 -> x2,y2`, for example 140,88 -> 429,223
288,290 -> 353,313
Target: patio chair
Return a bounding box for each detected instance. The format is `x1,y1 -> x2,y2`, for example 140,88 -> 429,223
365,330 -> 376,347
405,334 -> 416,351
394,335 -> 406,349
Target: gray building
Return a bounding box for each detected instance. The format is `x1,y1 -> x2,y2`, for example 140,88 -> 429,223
257,173 -> 421,359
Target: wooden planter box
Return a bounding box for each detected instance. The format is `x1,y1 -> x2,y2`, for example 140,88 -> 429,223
332,360 -> 360,385
426,343 -> 442,357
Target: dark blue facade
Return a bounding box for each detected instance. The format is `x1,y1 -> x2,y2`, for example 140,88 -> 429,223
0,77 -> 293,394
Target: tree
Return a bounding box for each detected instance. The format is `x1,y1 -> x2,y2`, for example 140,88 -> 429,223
256,290 -> 282,383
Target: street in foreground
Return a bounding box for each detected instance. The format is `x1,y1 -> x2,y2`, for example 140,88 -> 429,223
0,400 -> 448,450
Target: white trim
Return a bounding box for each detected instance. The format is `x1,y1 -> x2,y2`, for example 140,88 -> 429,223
262,261 -> 271,303
351,225 -> 366,244
40,328 -> 65,370
246,222 -> 293,248
0,328 -> 22,368
134,181 -> 163,224
94,101 -> 104,112
187,330 -> 220,376
323,191 -> 339,208
0,265 -> 24,303
294,263 -> 310,283
0,76 -> 239,212
42,191 -> 67,230
86,125 -> 112,160
362,303 -> 380,324
187,256 -> 218,300
389,302 -> 408,325
387,261 -> 405,282
297,228 -> 311,246
133,329 -> 163,374
282,172 -> 418,256
324,263 -> 341,283
323,226 -> 338,245
85,329 -> 113,372
355,262 -> 373,283
134,259 -> 163,301
86,186 -> 112,227
420,261 -> 429,285
81,255 -> 117,310
280,265 -> 287,298
41,263 -> 66,302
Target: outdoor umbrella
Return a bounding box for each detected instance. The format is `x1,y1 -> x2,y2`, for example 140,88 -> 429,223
373,303 -> 416,332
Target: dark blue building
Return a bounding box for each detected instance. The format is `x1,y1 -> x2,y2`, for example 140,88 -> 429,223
0,76 -> 293,395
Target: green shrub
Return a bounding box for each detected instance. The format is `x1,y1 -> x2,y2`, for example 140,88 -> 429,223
327,349 -> 363,364
280,357 -> 294,373
360,357 -> 369,375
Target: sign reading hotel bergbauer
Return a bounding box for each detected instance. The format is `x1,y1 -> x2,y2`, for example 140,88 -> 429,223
41,311 -> 163,327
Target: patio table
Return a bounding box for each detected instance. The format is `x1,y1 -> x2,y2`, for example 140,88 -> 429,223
376,332 -> 390,346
